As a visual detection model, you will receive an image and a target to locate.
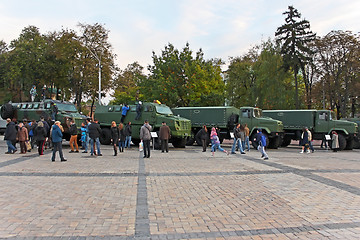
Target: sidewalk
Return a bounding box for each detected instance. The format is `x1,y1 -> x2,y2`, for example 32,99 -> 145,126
0,138 -> 360,239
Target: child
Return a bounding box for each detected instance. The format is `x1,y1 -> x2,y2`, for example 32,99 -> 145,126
210,127 -> 229,156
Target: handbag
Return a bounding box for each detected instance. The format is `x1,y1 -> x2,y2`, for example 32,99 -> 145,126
25,140 -> 31,151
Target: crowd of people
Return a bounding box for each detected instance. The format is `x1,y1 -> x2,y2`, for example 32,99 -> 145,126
3,114 -> 341,162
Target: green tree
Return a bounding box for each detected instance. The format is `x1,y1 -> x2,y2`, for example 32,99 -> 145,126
111,62 -> 145,104
0,40 -> 9,102
275,5 -> 316,109
142,43 -> 224,107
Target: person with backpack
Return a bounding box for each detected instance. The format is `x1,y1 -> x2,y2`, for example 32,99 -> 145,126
255,129 -> 268,160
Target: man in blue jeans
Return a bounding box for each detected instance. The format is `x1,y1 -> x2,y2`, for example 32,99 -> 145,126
4,118 -> 17,154
88,119 -> 102,156
231,123 -> 245,154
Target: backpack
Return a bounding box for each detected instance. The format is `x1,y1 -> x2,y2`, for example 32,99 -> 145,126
260,134 -> 266,147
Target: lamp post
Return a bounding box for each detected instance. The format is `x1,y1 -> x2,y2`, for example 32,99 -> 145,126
85,46 -> 102,105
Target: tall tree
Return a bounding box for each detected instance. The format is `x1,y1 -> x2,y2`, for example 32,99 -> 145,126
142,43 -> 225,107
112,62 -> 145,104
275,5 -> 316,109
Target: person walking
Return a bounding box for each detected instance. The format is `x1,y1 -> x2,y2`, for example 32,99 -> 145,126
110,121 -> 119,156
300,128 -> 310,153
88,119 -> 102,156
121,104 -> 130,123
34,121 -> 47,155
17,122 -> 29,154
231,123 -> 245,154
140,120 -> 152,158
255,129 -> 269,160
69,120 -> 79,153
331,131 -> 339,152
306,127 -> 315,153
124,122 -> 132,149
210,127 -> 229,156
4,118 -> 17,154
244,123 -> 251,151
51,121 -> 66,162
196,125 -> 208,152
118,123 -> 126,153
159,122 -> 171,153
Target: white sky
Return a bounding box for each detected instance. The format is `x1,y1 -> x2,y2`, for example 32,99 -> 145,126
1,0 -> 359,71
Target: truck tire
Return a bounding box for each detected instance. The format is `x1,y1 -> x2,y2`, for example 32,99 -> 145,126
0,103 -> 14,119
186,137 -> 195,146
268,137 -> 280,149
99,128 -> 111,145
281,136 -> 292,147
338,134 -> 346,151
172,138 -> 186,148
345,137 -> 354,150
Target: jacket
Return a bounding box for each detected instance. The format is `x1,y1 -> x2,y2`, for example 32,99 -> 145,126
88,122 -> 102,139
34,126 -> 47,141
196,128 -> 208,140
4,121 -> 17,141
69,123 -> 78,136
140,123 -> 152,140
122,105 -> 130,116
17,127 -> 28,142
110,126 -> 119,145
233,127 -> 241,139
124,124 -> 132,136
51,124 -> 63,143
159,125 -> 170,140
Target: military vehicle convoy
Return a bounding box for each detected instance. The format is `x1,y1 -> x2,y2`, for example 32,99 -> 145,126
94,102 -> 191,148
0,100 -> 86,140
263,109 -> 358,150
172,106 -> 284,149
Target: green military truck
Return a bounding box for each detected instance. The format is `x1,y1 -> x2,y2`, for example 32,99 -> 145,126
344,118 -> 360,149
0,100 -> 86,140
172,106 -> 284,149
263,110 -> 358,150
94,102 -> 191,148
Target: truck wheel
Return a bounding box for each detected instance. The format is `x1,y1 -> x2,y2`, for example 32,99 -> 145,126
268,137 -> 280,149
186,137 -> 195,146
281,137 -> 291,147
354,137 -> 360,149
345,137 -> 354,150
99,128 -> 111,145
0,103 -> 14,119
172,138 -> 186,148
338,134 -> 346,151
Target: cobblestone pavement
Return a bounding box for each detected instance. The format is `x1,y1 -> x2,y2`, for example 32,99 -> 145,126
0,136 -> 360,239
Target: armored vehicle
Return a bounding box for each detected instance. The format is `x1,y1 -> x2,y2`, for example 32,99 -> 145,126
263,109 -> 358,150
0,100 -> 86,140
94,102 -> 191,148
172,106 -> 284,149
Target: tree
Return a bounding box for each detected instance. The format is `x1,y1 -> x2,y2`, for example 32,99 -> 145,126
313,31 -> 360,118
142,43 -> 225,107
111,62 -> 145,104
275,5 -> 316,109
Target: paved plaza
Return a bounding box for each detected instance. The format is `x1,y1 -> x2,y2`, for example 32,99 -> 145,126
0,137 -> 360,239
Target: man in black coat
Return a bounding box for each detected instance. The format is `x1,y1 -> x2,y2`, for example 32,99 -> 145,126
88,119 -> 102,156
4,118 -> 17,154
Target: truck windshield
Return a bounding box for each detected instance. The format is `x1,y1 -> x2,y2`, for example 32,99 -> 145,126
253,109 -> 262,118
156,105 -> 173,115
57,103 -> 78,112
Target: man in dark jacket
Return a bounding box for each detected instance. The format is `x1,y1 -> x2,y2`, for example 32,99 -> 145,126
51,121 -> 66,162
124,122 -> 132,149
159,122 -> 171,153
195,125 -> 208,152
69,120 -> 79,153
88,119 -> 102,156
4,118 -> 17,154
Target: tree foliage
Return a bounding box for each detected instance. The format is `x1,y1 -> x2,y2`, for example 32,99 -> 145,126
141,43 -> 225,107
275,5 -> 316,109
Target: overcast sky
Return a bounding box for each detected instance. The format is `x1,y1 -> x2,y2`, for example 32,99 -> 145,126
1,0 -> 360,71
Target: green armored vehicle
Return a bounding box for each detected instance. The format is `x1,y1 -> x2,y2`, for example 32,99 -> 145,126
172,106 -> 284,149
94,102 -> 191,148
0,100 -> 86,140
263,110 -> 358,150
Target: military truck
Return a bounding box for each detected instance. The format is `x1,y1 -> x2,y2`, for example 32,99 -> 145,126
263,110 -> 358,150
0,100 -> 86,140
94,102 -> 191,148
344,118 -> 360,149
172,106 -> 284,149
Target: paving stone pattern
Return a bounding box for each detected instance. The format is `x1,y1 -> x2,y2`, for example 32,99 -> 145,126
0,138 -> 360,239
